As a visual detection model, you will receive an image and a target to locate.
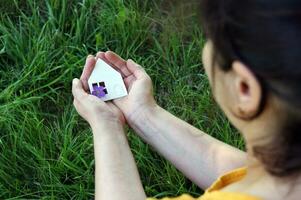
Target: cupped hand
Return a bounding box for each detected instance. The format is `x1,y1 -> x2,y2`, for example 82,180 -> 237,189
73,56 -> 125,127
80,51 -> 157,125
97,51 -> 157,124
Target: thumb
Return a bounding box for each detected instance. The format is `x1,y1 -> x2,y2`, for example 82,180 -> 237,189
72,78 -> 87,100
127,59 -> 146,79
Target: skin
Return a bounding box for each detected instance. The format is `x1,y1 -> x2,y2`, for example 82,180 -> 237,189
72,42 -> 301,199
202,41 -> 301,199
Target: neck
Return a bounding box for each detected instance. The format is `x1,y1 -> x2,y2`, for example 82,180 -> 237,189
240,150 -> 301,199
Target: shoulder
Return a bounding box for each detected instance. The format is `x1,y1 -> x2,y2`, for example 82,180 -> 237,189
146,194 -> 200,200
202,191 -> 262,200
146,192 -> 262,200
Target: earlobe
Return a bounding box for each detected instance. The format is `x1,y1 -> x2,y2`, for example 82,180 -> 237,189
232,61 -> 262,120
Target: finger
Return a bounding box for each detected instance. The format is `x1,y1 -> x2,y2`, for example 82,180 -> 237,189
73,99 -> 80,112
96,51 -> 125,78
96,51 -> 124,75
126,59 -> 147,79
123,74 -> 136,88
80,55 -> 96,91
96,51 -> 110,63
96,51 -> 120,73
72,78 -> 88,101
105,51 -> 131,77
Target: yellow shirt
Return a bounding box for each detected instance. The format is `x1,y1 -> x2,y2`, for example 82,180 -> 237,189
147,167 -> 261,200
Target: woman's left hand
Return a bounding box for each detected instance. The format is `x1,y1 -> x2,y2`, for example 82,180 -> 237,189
72,56 -> 125,128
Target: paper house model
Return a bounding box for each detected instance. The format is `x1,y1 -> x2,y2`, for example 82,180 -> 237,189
88,59 -> 128,101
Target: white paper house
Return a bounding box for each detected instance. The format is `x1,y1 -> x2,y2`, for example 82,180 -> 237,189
88,59 -> 128,101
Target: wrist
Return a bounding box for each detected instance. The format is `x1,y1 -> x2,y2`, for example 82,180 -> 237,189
89,112 -> 123,128
126,103 -> 161,128
90,118 -> 124,135
91,120 -> 127,149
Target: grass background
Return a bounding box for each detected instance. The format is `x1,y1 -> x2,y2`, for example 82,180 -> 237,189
0,0 -> 244,199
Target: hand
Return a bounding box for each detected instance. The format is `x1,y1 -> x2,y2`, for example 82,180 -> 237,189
80,51 -> 157,126
73,56 -> 125,128
98,51 -> 157,125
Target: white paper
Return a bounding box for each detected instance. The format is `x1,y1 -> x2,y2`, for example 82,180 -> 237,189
88,59 -> 128,101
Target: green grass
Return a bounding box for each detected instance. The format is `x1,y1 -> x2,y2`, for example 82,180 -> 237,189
0,0 -> 244,199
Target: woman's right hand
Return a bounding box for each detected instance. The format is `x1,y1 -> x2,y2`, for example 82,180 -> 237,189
95,51 -> 157,125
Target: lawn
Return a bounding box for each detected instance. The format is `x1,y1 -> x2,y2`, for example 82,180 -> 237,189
0,0 -> 244,199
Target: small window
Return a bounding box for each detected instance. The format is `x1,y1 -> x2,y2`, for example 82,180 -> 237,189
91,81 -> 108,97
99,82 -> 105,87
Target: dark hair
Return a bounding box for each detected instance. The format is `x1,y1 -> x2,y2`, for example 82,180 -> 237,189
199,0 -> 301,177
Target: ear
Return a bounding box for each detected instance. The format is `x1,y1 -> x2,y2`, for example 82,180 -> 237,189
232,61 -> 262,120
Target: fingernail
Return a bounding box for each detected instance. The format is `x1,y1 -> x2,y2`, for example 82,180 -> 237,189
96,52 -> 102,57
86,55 -> 95,61
73,78 -> 79,84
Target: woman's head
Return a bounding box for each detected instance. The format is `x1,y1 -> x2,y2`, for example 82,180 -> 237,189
200,0 -> 301,177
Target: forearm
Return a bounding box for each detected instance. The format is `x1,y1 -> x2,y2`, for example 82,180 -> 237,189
91,122 -> 146,200
128,105 -> 246,189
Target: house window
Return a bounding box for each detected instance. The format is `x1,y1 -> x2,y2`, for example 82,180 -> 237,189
92,81 -> 108,98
